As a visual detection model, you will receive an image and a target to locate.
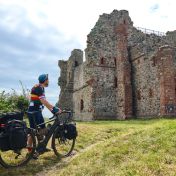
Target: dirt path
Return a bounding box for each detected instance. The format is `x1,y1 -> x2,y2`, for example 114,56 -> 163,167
35,141 -> 103,176
34,129 -> 140,176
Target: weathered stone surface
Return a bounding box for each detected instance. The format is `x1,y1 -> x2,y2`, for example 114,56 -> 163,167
155,46 -> 176,116
58,49 -> 83,111
58,9 -> 176,120
115,23 -> 133,119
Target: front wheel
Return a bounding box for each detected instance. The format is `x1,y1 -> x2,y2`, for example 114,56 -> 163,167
52,127 -> 75,158
0,128 -> 36,168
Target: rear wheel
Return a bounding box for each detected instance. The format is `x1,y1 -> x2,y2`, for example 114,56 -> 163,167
0,128 -> 36,168
52,127 -> 75,158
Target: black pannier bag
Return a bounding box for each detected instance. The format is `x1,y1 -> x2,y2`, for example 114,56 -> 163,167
0,111 -> 24,125
0,120 -> 27,151
0,111 -> 24,134
64,123 -> 78,140
0,132 -> 10,151
8,120 -> 27,150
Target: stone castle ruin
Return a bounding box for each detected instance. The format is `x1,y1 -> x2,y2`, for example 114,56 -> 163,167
58,10 -> 176,120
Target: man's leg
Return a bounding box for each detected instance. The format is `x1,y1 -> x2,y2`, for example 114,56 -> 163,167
26,113 -> 39,159
35,111 -> 50,153
27,113 -> 35,150
35,111 -> 46,141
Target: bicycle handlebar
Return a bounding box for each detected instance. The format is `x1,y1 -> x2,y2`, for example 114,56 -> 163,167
61,110 -> 71,113
49,110 -> 74,120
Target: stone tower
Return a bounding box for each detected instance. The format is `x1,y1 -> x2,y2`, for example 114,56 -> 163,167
58,49 -> 83,110
58,10 -> 176,120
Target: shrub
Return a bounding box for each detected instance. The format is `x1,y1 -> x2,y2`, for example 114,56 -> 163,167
0,90 -> 29,113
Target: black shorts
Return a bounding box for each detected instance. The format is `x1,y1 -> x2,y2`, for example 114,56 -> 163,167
27,111 -> 45,129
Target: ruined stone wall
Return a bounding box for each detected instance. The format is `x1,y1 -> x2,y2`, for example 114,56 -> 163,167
84,10 -> 133,119
58,49 -> 83,110
130,47 -> 160,117
86,10 -> 133,66
127,24 -> 176,118
73,63 -> 117,120
58,60 -> 68,108
73,85 -> 93,121
73,62 -> 93,120
91,66 -> 117,119
155,46 -> 176,116
128,27 -> 169,57
115,23 -> 133,119
67,49 -> 83,84
58,9 -> 176,120
73,64 -> 84,90
165,31 -> 176,46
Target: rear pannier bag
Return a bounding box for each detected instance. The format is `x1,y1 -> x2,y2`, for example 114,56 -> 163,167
64,123 -> 78,140
0,111 -> 24,124
0,120 -> 27,151
0,132 -> 10,151
9,121 -> 27,150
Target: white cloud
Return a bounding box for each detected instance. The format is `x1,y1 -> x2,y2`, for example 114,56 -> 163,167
1,0 -> 176,45
0,0 -> 176,117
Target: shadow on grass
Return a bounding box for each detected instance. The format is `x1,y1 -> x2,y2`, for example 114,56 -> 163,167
0,152 -> 63,176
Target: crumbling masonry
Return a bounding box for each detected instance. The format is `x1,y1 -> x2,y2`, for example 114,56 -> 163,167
58,10 -> 176,120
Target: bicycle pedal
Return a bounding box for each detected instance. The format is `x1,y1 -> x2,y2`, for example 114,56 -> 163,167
37,147 -> 51,154
32,152 -> 39,160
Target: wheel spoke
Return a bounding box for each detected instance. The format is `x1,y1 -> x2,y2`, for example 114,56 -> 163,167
52,128 -> 75,157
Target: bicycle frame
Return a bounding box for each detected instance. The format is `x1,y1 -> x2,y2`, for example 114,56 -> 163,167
35,116 -> 59,151
27,110 -> 73,153
0,111 -> 75,168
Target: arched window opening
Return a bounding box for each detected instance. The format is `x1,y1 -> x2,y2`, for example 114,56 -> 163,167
149,88 -> 154,98
75,61 -> 79,67
152,57 -> 156,67
114,77 -> 117,88
80,99 -> 84,111
69,72 -> 71,80
114,57 -> 117,66
137,90 -> 141,100
100,57 -> 105,65
175,77 -> 176,96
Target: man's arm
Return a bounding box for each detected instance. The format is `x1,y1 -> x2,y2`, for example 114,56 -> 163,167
40,98 -> 62,114
40,98 -> 53,111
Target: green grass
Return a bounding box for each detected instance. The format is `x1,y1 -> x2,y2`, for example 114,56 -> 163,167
1,119 -> 176,176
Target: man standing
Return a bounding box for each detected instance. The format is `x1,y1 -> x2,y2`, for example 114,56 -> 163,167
27,74 -> 61,156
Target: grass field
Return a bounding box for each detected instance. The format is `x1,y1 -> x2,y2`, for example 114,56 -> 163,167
1,118 -> 176,176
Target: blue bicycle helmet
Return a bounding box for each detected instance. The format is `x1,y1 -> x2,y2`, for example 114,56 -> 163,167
38,74 -> 48,83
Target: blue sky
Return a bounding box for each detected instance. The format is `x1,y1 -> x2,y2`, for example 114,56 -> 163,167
0,0 -> 176,117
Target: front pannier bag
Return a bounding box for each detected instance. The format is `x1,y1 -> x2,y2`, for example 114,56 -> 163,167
64,123 -> 78,140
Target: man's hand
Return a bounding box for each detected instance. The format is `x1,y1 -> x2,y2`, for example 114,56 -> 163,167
58,108 -> 62,114
51,106 -> 62,115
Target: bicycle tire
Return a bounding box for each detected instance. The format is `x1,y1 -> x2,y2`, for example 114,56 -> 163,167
52,127 -> 75,158
0,128 -> 36,168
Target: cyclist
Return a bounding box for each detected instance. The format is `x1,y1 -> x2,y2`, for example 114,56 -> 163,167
27,74 -> 61,157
